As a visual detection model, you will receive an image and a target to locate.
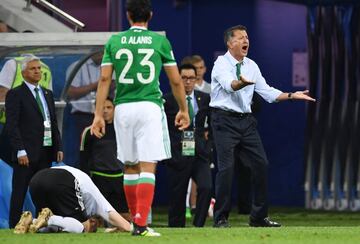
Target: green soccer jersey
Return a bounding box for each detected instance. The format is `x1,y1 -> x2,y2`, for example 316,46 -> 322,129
102,26 -> 177,107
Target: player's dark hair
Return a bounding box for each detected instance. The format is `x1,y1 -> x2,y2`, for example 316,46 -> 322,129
179,63 -> 197,76
126,0 -> 152,23
224,25 -> 247,48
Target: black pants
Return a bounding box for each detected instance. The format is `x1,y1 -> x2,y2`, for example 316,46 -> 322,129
166,157 -> 212,227
9,147 -> 52,228
91,174 -> 128,214
29,168 -> 87,222
234,145 -> 252,214
211,110 -> 268,222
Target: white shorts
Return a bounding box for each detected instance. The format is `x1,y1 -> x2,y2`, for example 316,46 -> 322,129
113,101 -> 171,165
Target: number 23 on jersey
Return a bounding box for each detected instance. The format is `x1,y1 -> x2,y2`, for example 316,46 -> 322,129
116,48 -> 155,84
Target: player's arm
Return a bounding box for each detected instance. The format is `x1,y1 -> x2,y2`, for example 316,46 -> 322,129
164,65 -> 190,130
91,65 -> 113,138
108,210 -> 132,232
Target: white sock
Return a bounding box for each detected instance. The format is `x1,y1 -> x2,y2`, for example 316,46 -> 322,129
186,179 -> 192,208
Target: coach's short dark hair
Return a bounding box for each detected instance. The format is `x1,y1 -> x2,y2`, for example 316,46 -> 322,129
224,25 -> 247,48
126,0 -> 152,22
179,63 -> 197,76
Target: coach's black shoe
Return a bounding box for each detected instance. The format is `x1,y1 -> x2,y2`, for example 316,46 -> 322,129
37,225 -> 63,233
213,218 -> 230,228
249,217 -> 281,227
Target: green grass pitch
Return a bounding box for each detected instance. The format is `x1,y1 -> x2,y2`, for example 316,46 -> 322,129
1,208 -> 360,243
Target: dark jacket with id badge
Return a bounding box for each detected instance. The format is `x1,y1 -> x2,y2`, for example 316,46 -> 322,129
163,90 -> 211,169
162,90 -> 212,227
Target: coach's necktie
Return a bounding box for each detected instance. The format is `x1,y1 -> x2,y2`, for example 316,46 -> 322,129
34,87 -> 45,119
236,62 -> 242,80
187,96 -> 194,124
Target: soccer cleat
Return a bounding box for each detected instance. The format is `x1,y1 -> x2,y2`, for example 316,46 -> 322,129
146,226 -> 160,236
14,211 -> 33,234
29,208 -> 53,233
185,207 -> 192,219
132,226 -> 161,237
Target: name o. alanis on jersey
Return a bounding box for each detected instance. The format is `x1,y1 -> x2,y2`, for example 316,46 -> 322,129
121,36 -> 153,45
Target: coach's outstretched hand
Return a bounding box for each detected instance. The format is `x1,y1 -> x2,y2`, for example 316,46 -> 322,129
291,90 -> 316,102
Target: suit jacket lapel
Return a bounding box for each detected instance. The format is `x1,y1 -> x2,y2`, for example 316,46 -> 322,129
194,91 -> 203,110
43,88 -> 53,120
21,83 -> 45,119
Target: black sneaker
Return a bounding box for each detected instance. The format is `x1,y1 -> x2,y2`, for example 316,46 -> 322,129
213,218 -> 230,228
249,217 -> 281,227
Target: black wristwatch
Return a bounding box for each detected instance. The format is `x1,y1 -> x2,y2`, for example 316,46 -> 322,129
288,92 -> 292,99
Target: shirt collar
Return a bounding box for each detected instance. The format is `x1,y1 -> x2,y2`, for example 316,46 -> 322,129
24,80 -> 40,91
195,80 -> 205,90
186,90 -> 195,101
186,90 -> 195,100
224,51 -> 248,66
130,26 -> 148,31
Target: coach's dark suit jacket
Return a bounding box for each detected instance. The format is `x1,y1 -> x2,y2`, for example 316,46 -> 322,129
5,83 -> 62,162
163,90 -> 212,227
163,90 -> 211,170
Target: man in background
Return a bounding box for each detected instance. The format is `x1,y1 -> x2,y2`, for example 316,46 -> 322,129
0,54 -> 52,124
182,55 -> 211,94
164,63 -> 212,227
66,52 -> 102,166
5,55 -> 62,228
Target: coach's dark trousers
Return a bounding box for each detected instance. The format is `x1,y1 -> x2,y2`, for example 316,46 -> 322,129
211,109 -> 268,223
166,157 -> 212,227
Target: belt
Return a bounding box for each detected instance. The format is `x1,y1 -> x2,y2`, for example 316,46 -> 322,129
211,107 -> 251,118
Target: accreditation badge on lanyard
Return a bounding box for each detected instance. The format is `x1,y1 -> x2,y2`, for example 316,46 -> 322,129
182,129 -> 195,156
43,118 -> 52,146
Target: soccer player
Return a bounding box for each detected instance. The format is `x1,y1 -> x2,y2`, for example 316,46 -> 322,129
90,0 -> 189,237
28,165 -> 131,233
